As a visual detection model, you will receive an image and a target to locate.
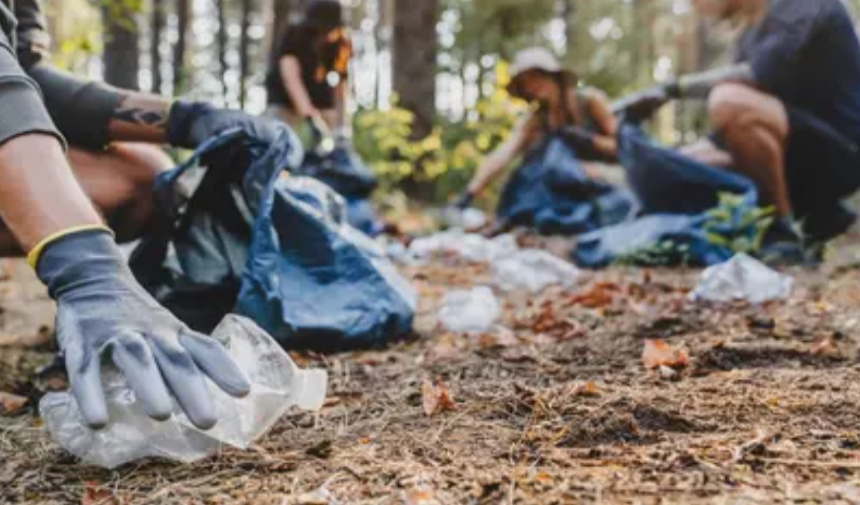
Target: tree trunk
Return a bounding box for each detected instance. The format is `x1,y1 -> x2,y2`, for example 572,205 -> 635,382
150,0 -> 165,94
392,0 -> 438,138
102,1 -> 140,90
560,0 -> 576,60
217,0 -> 229,100
239,0 -> 253,108
173,0 -> 191,95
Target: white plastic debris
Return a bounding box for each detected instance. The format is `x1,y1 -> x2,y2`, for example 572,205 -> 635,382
492,249 -> 583,294
409,230 -> 518,263
437,286 -> 501,334
689,253 -> 794,304
40,315 -> 327,469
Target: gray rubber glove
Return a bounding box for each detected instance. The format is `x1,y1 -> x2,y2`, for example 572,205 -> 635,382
167,100 -> 285,150
35,228 -> 251,430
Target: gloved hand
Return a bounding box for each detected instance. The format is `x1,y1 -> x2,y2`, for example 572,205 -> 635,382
617,82 -> 680,122
167,100 -> 285,150
452,191 -> 475,210
559,126 -> 598,156
32,227 -> 251,430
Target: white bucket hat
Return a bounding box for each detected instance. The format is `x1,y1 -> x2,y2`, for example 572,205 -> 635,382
507,47 -> 577,99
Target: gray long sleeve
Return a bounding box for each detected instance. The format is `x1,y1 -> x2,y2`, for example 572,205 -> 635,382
0,1 -> 63,148
13,0 -> 122,150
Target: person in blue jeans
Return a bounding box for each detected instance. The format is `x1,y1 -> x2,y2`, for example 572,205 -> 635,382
0,0 -> 301,430
624,0 -> 860,247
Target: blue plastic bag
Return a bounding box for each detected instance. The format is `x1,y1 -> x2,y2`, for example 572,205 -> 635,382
299,145 -> 378,198
497,135 -> 636,235
130,128 -> 415,352
617,123 -> 756,215
298,145 -> 384,235
572,122 -> 760,268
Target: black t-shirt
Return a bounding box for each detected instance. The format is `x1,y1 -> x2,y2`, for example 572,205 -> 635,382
265,24 -> 350,110
736,0 -> 860,140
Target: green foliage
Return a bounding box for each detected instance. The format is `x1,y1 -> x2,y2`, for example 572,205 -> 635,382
703,193 -> 775,256
615,194 -> 776,267
353,69 -> 525,202
615,241 -> 692,267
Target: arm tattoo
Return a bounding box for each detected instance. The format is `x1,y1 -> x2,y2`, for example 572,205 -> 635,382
112,95 -> 169,128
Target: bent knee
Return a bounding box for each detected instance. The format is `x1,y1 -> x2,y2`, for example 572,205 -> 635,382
708,83 -> 788,138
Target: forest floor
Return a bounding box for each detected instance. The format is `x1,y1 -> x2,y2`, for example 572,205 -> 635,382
4,230 -> 860,504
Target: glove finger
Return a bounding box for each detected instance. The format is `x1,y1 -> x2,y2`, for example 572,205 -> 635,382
149,336 -> 218,430
179,330 -> 251,398
111,333 -> 173,421
64,343 -> 108,430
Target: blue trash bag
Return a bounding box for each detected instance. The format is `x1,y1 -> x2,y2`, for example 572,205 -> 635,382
497,134 -> 637,235
299,145 -> 378,199
572,122 -> 760,268
130,128 -> 416,352
298,144 -> 384,235
618,122 -> 756,215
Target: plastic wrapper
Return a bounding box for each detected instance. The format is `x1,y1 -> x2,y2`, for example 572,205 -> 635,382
437,286 -> 501,334
689,253 -> 794,304
492,249 -> 583,293
40,315 -> 327,469
409,230 -> 518,263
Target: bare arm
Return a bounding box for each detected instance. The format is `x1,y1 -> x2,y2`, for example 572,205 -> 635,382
467,114 -> 536,195
280,55 -> 318,118
0,135 -> 102,250
585,90 -> 618,160
676,63 -> 755,99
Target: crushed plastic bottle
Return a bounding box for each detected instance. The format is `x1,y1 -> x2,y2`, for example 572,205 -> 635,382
689,253 -> 794,304
437,286 -> 501,334
491,249 -> 583,294
409,230 -> 518,263
40,315 -> 327,469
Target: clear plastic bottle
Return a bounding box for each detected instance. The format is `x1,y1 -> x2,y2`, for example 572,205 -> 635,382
40,315 -> 327,469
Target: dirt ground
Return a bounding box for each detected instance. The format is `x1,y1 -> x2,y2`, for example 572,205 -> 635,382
4,233 -> 860,504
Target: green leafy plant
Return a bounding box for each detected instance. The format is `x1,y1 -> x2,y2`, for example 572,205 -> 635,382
702,193 -> 775,255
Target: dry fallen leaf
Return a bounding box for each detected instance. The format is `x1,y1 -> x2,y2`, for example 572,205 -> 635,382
568,282 -> 620,309
422,379 -> 456,417
810,336 -> 839,356
81,481 -> 117,505
642,339 -> 690,369
576,381 -> 602,397
0,392 -> 27,414
404,488 -> 439,505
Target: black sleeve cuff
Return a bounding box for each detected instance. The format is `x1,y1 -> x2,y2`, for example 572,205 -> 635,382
27,63 -> 124,151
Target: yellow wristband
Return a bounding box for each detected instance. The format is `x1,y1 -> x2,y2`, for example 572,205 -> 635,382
27,224 -> 115,270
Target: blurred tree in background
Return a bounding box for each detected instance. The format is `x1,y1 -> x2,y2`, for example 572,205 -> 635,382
44,0 -> 860,204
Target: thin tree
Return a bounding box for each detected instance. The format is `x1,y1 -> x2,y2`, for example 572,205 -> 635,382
216,0 -> 229,101
239,0 -> 253,108
392,0 -> 439,138
173,0 -> 191,95
103,0 -> 141,90
151,0 -> 165,94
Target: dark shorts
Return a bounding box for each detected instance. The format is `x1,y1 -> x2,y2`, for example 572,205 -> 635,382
784,108 -> 860,238
712,107 -> 860,240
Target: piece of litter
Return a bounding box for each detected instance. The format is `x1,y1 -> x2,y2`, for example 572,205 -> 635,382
690,254 -> 793,304
409,230 -> 518,263
422,380 -> 456,417
437,286 -> 501,334
492,249 -> 583,294
642,339 -> 690,369
40,315 -> 327,469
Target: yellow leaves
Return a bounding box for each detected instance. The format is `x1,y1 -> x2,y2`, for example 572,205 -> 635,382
422,379 -> 457,417
642,339 -> 690,370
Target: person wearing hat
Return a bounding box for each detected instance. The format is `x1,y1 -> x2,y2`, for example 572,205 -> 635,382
265,0 -> 352,134
455,47 -> 617,210
622,0 -> 860,248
